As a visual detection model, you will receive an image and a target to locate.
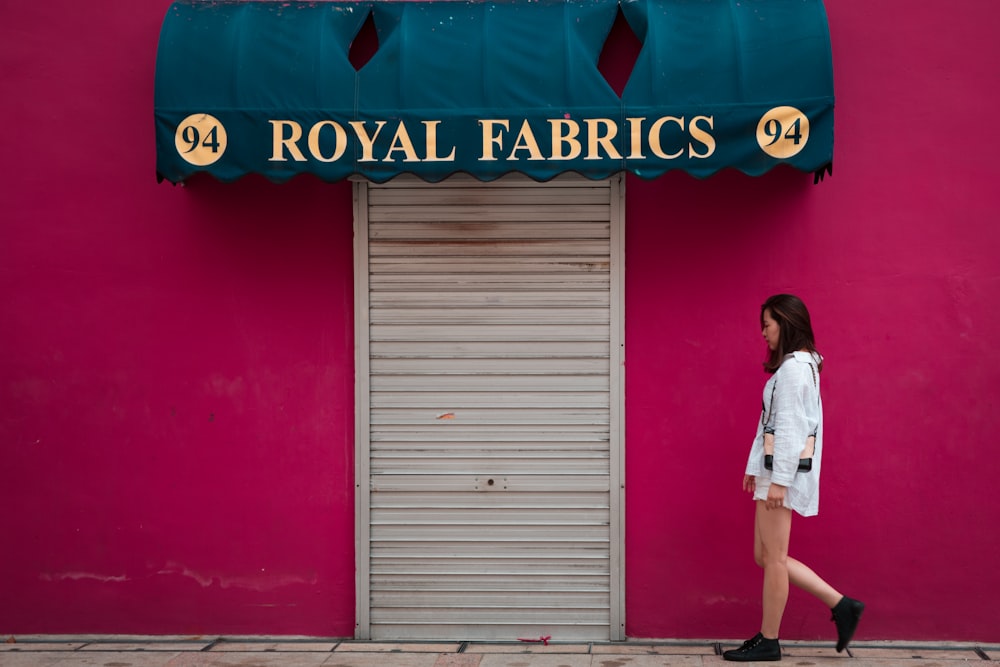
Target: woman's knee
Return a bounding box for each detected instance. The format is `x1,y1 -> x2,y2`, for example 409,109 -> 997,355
756,546 -> 788,570
761,553 -> 788,571
755,529 -> 789,569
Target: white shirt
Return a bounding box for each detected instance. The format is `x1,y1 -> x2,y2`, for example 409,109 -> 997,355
745,351 -> 823,517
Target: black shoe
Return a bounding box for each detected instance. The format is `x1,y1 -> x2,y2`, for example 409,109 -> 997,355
831,595 -> 865,652
723,632 -> 781,661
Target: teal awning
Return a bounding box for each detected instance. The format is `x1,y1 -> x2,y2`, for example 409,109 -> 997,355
155,0 -> 834,184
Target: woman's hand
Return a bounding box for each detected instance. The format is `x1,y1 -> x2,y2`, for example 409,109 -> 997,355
742,475 -> 756,494
766,483 -> 787,510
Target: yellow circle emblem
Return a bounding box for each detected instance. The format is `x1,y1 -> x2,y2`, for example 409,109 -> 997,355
174,114 -> 228,166
756,106 -> 810,159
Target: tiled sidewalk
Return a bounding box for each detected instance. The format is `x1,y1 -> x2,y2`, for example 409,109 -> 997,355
0,639 -> 996,666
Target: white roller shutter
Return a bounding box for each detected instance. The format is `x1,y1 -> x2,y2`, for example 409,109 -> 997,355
354,174 -> 624,641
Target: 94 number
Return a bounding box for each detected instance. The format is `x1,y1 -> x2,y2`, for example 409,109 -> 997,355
756,107 -> 809,159
174,114 -> 227,166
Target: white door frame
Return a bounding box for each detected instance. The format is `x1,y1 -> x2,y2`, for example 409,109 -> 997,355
352,174 -> 625,640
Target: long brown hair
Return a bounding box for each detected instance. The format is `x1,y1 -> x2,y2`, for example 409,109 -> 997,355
761,294 -> 823,374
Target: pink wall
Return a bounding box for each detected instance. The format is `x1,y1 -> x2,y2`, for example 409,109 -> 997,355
2,0 -> 999,642
1,4 -> 357,635
624,0 -> 1000,641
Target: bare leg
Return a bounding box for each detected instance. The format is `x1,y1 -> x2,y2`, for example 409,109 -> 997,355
753,502 -> 844,615
754,500 -> 791,639
749,499 -> 860,656
787,557 -> 842,609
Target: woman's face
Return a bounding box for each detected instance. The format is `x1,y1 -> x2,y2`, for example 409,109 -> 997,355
762,308 -> 781,351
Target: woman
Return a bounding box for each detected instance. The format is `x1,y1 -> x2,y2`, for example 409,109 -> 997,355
723,294 -> 864,662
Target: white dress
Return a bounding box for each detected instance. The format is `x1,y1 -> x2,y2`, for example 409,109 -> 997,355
745,351 -> 823,517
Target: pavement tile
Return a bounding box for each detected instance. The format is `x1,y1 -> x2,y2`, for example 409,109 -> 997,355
466,645 -> 590,654
848,647 -> 982,660
56,653 -> 181,666
164,652 -> 331,667
477,654 -> 591,667
433,655 -> 483,667
842,660 -> 988,667
0,643 -> 87,652
335,643 -> 461,653
211,642 -> 338,652
591,644 -> 714,655
78,642 -> 211,652
0,653 -> 71,667
588,656 -> 705,666
320,653 -> 443,667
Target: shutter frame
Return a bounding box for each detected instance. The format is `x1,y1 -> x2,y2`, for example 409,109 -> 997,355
355,174 -> 625,641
